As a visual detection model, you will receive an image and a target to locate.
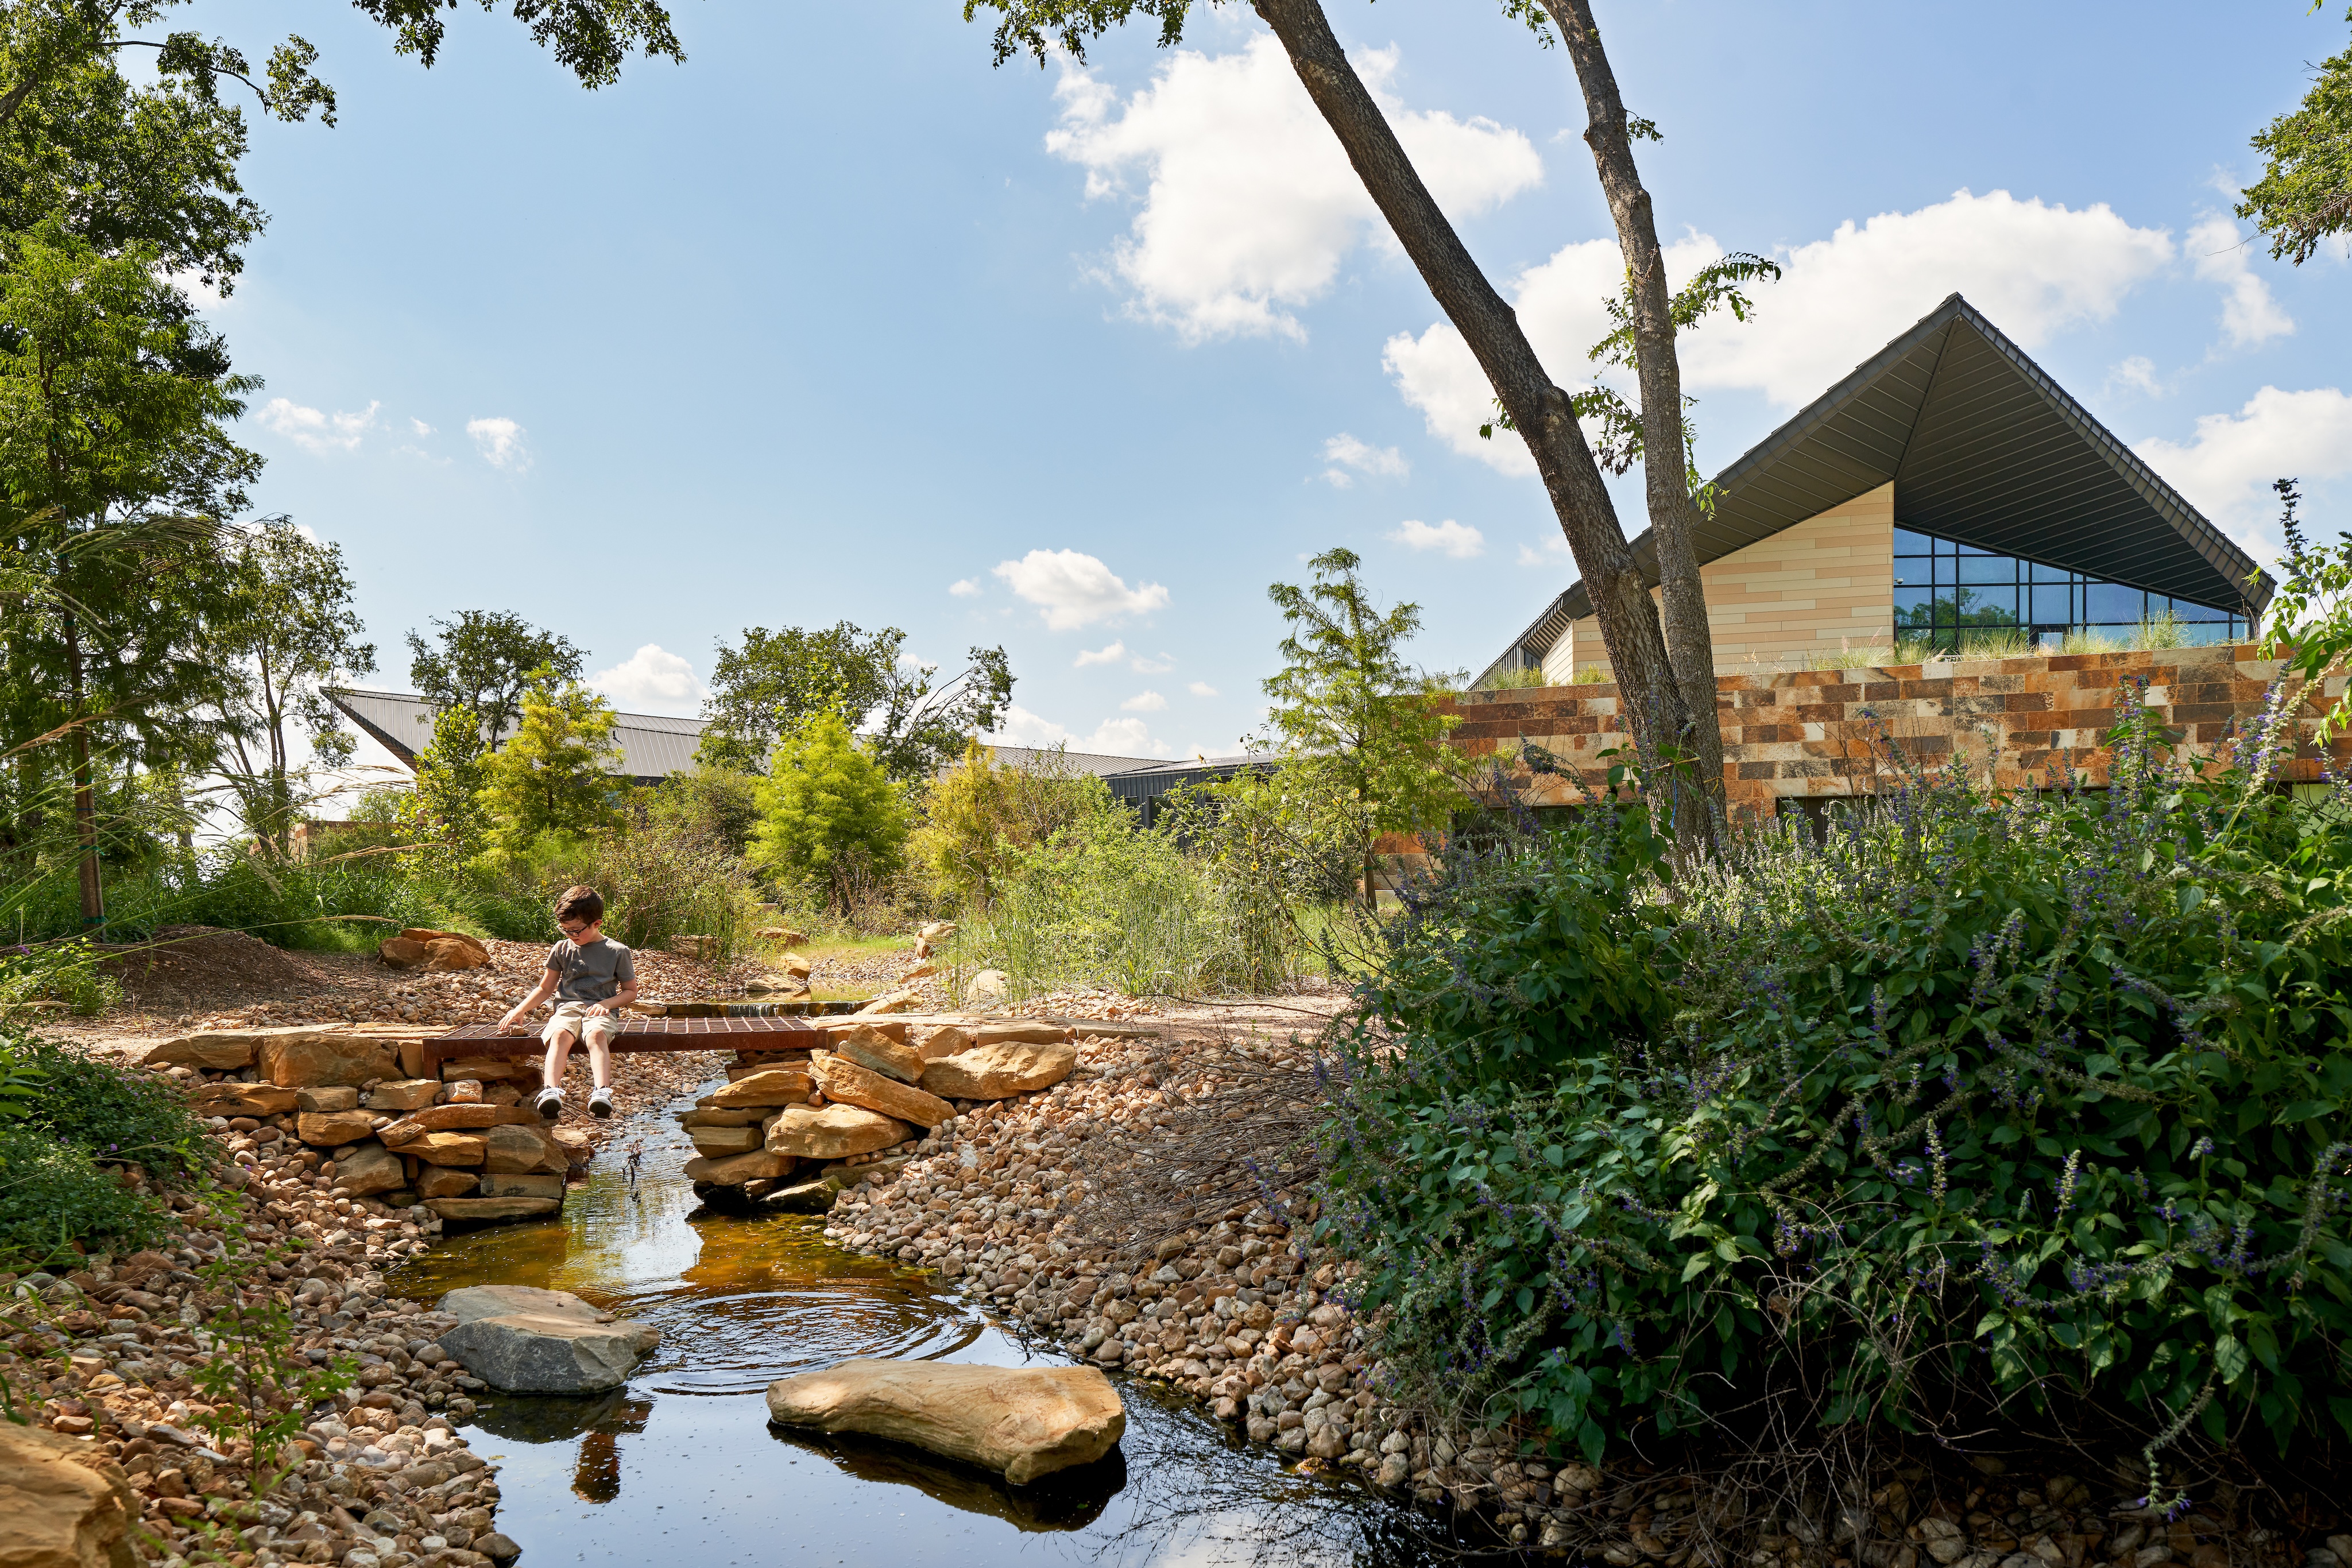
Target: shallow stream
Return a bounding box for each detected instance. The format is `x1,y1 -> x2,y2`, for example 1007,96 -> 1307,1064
386,1087 -> 1461,1567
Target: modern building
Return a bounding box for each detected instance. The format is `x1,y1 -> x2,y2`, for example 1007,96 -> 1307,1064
328,692 -> 1272,815
326,688 -> 706,787
1474,294 -> 2270,688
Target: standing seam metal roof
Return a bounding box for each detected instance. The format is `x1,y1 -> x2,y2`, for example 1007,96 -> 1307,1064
1473,294 -> 2270,687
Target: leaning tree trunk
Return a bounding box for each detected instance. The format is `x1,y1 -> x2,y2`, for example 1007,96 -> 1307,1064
1253,0 -> 1698,801
1545,0 -> 1728,842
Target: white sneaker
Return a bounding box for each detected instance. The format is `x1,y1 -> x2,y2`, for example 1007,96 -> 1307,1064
589,1085 -> 614,1120
534,1087 -> 564,1121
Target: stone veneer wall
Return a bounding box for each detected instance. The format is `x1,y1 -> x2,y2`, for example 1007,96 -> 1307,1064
1447,644 -> 2350,822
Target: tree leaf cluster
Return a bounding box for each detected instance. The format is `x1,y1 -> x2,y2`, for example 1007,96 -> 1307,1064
2238,7 -> 2352,267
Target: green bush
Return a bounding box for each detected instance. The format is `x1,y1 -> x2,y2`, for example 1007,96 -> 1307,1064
13,1033 -> 213,1183
1320,698 -> 2352,1476
0,1124 -> 172,1263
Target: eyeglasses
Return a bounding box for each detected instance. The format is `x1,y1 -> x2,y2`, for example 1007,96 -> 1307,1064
558,920 -> 588,935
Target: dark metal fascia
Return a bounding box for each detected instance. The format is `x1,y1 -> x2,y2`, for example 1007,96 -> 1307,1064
324,688 -> 420,768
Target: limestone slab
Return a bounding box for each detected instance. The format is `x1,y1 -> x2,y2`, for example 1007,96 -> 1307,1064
685,1149 -> 795,1185
417,1167 -> 478,1198
379,1104 -> 539,1144
708,1070 -> 813,1108
407,1132 -> 488,1167
482,1122 -> 561,1174
918,1040 -> 1078,1101
810,1054 -> 953,1129
835,1026 -> 923,1083
330,1142 -> 406,1197
765,1104 -> 911,1160
0,1419 -> 141,1568
297,1109 -> 378,1147
476,1172 -> 565,1199
689,1125 -> 762,1156
764,1360 -> 1123,1484
295,1086 -> 359,1113
260,1033 -> 400,1089
187,1082 -> 298,1117
365,1079 -> 442,1112
426,1197 -> 560,1223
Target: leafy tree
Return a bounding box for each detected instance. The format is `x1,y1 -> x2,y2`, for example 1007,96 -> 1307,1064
640,764 -> 762,858
965,0 -> 1715,824
748,711 -> 910,911
477,669 -> 621,847
405,609 -> 585,750
207,518 -> 377,859
399,703 -> 491,865
911,738 -> 1101,908
2259,477 -> 2352,743
698,620 -> 1014,781
2238,7 -> 2352,266
0,221 -> 259,923
0,0 -> 685,139
1262,547 -> 1459,909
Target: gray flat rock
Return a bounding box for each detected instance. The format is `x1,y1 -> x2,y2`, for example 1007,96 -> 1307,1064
436,1285 -> 659,1395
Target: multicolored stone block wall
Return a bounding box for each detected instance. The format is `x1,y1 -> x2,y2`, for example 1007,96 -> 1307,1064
1443,645 -> 2352,822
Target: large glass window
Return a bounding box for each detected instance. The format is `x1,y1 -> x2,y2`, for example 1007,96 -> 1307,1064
1891,527 -> 2247,653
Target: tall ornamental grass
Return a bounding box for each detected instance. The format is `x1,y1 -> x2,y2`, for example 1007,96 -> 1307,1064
1316,686 -> 2352,1481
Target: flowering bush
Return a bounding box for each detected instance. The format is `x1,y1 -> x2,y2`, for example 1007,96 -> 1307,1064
1317,692 -> 2352,1477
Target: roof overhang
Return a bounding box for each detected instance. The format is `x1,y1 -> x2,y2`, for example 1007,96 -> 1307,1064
1481,294 -> 2270,680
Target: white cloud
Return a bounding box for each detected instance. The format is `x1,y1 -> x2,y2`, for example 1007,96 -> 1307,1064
1389,518 -> 1484,557
2185,214 -> 2293,349
1121,690 -> 1167,711
948,578 -> 982,598
1047,34 -> 1542,342
1388,189 -> 2176,474
989,704 -> 1171,757
409,417 -> 435,436
467,416 -> 531,471
1130,651 -> 1174,673
1187,680 -> 1218,697
1074,640 -> 1128,667
1321,432 -> 1410,487
587,644 -> 706,717
2136,385 -> 2352,562
992,549 -> 1170,630
1517,534 -> 1574,567
2107,355 -> 2167,398
258,397 -> 381,454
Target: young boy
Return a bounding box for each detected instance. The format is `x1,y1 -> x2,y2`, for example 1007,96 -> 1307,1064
498,885 -> 637,1120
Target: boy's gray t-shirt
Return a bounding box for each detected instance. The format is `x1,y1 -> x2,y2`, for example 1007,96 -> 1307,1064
545,936 -> 635,1004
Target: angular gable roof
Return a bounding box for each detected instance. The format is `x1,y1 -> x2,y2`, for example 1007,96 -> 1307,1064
1479,294 -> 2269,683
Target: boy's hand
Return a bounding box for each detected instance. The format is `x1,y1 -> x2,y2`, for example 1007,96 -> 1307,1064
498,1008 -> 526,1035
585,1001 -> 610,1018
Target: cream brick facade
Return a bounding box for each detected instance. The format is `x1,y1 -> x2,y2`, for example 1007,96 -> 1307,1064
1559,482 -> 1896,677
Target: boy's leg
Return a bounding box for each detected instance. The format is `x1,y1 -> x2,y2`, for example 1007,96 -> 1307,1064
541,1029 -> 578,1090
537,1006 -> 581,1118
585,1017 -> 617,1117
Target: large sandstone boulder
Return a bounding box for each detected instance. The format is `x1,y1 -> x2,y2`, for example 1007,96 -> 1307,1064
684,1149 -> 795,1185
483,1122 -> 563,1174
295,1086 -> 359,1113
379,1104 -> 536,1144
377,935 -> 430,969
427,1196 -> 561,1223
423,937 -> 489,971
835,1026 -> 923,1083
186,1082 -> 298,1117
915,1025 -> 971,1063
689,1125 -> 763,1156
365,1079 -> 442,1112
142,1031 -> 261,1070
707,1070 -> 813,1108
0,1420 -> 140,1568
419,1167 -> 478,1198
438,1286 -> 657,1394
810,1054 -> 952,1130
297,1109 -> 377,1147
331,1143 -> 407,1197
406,1132 -> 488,1167
382,928 -> 489,971
919,1040 -> 1078,1101
476,1172 -> 565,1199
765,1104 -> 911,1160
764,1361 -> 1123,1484
259,1033 -> 399,1089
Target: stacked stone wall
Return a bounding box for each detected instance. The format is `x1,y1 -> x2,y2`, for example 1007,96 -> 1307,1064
1446,644 -> 2351,820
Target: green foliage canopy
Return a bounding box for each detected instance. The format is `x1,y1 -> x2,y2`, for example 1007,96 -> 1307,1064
477,670 -> 622,848
2238,7 -> 2352,266
405,609 -> 585,751
748,711 -> 910,909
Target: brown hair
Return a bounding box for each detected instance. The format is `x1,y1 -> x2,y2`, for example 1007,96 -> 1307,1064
554,885 -> 605,928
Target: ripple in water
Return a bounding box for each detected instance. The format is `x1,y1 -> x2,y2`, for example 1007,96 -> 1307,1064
386,1084 -> 1476,1566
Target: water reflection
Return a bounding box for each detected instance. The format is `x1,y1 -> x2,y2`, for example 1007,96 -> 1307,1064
386,1085 -> 1482,1566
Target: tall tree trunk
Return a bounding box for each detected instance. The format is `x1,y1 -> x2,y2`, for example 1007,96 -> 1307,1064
62,610 -> 102,927
1253,0 -> 1696,788
1544,0 -> 1727,840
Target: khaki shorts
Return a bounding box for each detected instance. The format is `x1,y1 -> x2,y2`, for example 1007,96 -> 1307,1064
541,1000 -> 622,1050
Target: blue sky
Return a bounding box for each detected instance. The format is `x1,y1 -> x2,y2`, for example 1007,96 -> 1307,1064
192,1 -> 2352,773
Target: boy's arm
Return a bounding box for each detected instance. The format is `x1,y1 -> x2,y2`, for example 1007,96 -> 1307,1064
500,971 -> 559,1033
